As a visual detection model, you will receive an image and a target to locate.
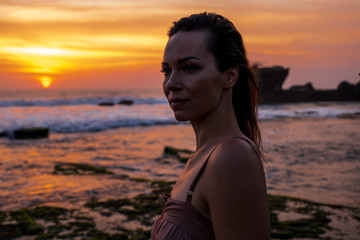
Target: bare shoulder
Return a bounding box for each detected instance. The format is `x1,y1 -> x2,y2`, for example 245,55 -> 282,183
207,137 -> 264,176
204,136 -> 267,203
203,137 -> 270,239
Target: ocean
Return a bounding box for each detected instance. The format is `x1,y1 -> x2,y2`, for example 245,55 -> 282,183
0,88 -> 360,212
0,89 -> 359,135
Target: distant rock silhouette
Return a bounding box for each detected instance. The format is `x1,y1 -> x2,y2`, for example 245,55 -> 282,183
0,131 -> 7,138
255,65 -> 360,103
255,65 -> 289,94
98,102 -> 115,106
118,99 -> 134,105
289,83 -> 314,92
13,127 -> 49,139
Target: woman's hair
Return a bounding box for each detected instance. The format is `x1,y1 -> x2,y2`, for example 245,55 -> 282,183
168,12 -> 263,158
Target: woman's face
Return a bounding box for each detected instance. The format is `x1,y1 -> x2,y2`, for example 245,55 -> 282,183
162,31 -> 226,122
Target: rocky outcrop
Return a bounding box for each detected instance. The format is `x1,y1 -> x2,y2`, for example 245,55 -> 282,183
256,66 -> 360,103
255,66 -> 289,102
289,83 -> 314,92
337,81 -> 360,101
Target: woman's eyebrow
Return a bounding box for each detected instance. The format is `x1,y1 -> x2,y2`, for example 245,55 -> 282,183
162,56 -> 201,66
178,56 -> 201,64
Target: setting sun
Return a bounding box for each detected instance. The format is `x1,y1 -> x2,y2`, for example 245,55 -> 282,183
39,76 -> 53,88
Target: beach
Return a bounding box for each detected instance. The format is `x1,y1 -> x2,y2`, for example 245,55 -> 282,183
0,89 -> 359,239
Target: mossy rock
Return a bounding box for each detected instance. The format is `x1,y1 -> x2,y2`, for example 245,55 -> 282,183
0,203 -> 152,240
164,146 -> 194,163
268,194 -> 288,212
85,179 -> 175,226
30,206 -> 68,222
268,194 -> 336,239
0,211 -> 7,224
54,163 -> 114,175
85,228 -> 151,240
130,177 -> 151,182
1,209 -> 44,238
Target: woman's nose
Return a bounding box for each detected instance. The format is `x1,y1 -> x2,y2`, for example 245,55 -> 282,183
165,72 -> 182,91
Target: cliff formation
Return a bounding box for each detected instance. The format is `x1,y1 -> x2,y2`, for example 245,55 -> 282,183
255,66 -> 360,104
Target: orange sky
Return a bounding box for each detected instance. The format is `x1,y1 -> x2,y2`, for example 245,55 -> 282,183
0,0 -> 359,89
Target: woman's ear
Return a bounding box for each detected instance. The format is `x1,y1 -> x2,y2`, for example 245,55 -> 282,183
224,66 -> 239,89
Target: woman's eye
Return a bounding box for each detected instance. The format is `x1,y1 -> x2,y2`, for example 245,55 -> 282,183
183,65 -> 198,73
160,68 -> 171,77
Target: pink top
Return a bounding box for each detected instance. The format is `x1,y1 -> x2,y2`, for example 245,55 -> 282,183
151,136 -> 260,240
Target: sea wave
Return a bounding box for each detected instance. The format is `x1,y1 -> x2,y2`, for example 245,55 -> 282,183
0,102 -> 359,135
0,97 -> 168,107
0,104 -> 178,135
258,102 -> 360,120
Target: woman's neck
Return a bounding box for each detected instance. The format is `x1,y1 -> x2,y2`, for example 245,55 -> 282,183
191,104 -> 243,151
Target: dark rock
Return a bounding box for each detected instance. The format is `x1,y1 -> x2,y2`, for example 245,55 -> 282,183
255,65 -> 289,103
118,99 -> 134,105
311,90 -> 342,101
13,128 -> 49,139
338,81 -> 353,92
0,131 -> 7,138
337,81 -> 360,101
289,83 -> 314,92
164,146 -> 194,163
256,65 -> 289,91
256,65 -> 360,103
356,82 -> 360,90
98,102 -> 114,106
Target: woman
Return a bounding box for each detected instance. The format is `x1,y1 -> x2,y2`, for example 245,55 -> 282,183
151,12 -> 270,240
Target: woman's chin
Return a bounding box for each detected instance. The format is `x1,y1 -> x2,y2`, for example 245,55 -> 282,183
173,113 -> 189,122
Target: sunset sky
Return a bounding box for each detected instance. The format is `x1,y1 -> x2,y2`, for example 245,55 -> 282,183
0,0 -> 359,89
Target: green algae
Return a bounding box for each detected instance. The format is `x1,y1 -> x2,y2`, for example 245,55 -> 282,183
268,194 -> 288,211
2,176 -> 358,239
54,163 -> 114,175
268,194 -> 336,239
1,193 -> 358,240
0,211 -> 6,224
164,146 -> 194,163
10,210 -> 43,235
0,206 -> 99,240
84,178 -> 358,239
1,209 -> 43,239
83,228 -> 151,240
130,177 -> 151,182
85,179 -> 175,226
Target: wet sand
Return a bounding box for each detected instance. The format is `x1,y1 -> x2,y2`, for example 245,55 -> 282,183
262,117 -> 360,207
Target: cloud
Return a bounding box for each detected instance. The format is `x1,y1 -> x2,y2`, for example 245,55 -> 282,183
0,0 -> 359,88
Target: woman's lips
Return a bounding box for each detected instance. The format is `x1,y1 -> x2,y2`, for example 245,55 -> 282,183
169,98 -> 189,109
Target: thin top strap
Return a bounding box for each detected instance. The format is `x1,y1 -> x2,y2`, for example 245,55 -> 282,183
185,136 -> 260,203
234,136 -> 261,159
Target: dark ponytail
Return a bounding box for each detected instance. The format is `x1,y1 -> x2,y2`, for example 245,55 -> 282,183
168,12 -> 263,159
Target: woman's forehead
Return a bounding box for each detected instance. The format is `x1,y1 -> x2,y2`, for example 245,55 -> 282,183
163,31 -> 210,62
